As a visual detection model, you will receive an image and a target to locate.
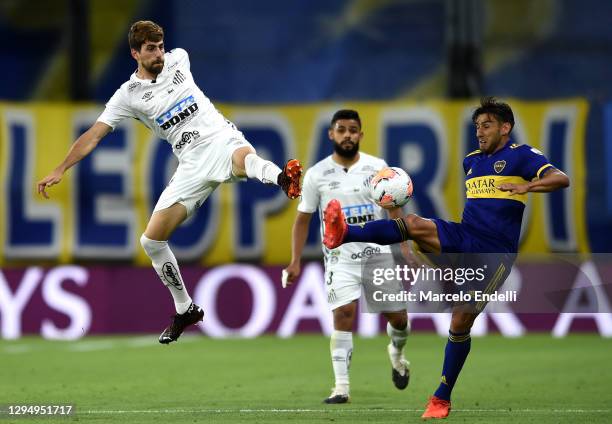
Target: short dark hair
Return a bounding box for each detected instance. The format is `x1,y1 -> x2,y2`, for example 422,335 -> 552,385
128,20 -> 164,51
472,97 -> 515,132
331,109 -> 361,128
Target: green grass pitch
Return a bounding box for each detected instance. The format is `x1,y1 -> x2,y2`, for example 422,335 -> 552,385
1,334 -> 610,423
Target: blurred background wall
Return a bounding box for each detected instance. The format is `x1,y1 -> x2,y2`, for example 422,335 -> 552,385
3,0 -> 612,102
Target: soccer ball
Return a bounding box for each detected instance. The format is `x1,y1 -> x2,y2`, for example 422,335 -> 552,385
369,167 -> 413,209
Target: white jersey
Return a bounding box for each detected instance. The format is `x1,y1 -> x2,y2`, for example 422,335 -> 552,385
97,48 -> 236,158
298,153 -> 392,267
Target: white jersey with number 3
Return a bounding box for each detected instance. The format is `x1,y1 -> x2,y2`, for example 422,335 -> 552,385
298,153 -> 393,267
97,48 -> 236,157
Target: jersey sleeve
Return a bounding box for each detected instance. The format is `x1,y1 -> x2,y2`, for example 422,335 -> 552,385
463,149 -> 480,174
171,48 -> 190,70
96,88 -> 134,130
518,145 -> 554,180
297,169 -> 320,213
463,157 -> 471,174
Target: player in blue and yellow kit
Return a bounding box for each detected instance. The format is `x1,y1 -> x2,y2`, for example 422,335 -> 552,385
322,97 -> 570,419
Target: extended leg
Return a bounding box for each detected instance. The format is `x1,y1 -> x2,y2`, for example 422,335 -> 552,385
233,146 -> 303,199
383,311 -> 411,390
422,309 -> 477,419
325,301 -> 357,404
141,203 -> 204,344
323,199 -> 440,252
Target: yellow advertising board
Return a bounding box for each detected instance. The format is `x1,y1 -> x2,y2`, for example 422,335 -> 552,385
0,99 -> 589,265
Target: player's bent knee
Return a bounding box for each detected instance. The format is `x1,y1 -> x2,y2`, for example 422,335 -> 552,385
333,303 -> 356,330
140,234 -> 168,257
397,315 -> 409,330
234,146 -> 257,168
334,304 -> 355,320
450,312 -> 477,333
386,312 -> 408,330
404,214 -> 433,237
404,214 -> 424,236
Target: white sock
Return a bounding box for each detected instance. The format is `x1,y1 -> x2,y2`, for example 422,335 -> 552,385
387,320 -> 410,350
330,330 -> 353,390
140,235 -> 192,314
244,153 -> 282,185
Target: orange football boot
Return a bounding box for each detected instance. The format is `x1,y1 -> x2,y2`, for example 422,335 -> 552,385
323,199 -> 348,249
421,396 -> 451,419
279,159 -> 303,199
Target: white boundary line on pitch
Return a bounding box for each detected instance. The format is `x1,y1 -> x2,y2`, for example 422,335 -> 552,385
1,335 -> 201,354
81,408 -> 611,414
1,345 -> 34,354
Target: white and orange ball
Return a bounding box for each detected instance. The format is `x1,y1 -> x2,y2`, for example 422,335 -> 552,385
369,167 -> 413,209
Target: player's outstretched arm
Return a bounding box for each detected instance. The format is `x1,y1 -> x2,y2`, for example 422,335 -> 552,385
37,121 -> 112,198
498,168 -> 570,195
283,211 -> 313,285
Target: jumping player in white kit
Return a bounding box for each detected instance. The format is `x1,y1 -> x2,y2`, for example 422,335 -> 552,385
36,20 -> 303,344
283,110 -> 411,403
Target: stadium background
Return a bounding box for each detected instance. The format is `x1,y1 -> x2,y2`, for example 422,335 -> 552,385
1,0 -> 611,340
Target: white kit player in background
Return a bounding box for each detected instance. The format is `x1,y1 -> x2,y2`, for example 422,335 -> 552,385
283,110 -> 411,403
37,20 -> 303,344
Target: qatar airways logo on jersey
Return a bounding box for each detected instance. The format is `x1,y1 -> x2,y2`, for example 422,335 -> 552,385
465,177 -> 497,195
342,204 -> 376,225
156,95 -> 199,130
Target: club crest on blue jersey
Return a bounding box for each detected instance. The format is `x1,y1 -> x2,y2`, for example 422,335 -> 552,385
494,160 -> 506,173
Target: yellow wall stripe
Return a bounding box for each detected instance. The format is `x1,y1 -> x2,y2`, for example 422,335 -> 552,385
0,99 -> 591,265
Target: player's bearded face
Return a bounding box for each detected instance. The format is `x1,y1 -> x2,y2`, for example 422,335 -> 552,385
475,114 -> 506,154
144,57 -> 164,75
330,120 -> 362,158
138,41 -> 165,75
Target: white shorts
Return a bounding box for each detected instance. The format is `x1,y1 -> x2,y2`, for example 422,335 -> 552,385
324,257 -> 406,312
154,130 -> 252,217
324,264 -> 363,311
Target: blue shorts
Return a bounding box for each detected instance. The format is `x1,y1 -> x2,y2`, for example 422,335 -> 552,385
430,219 -> 516,312
432,219 -> 512,254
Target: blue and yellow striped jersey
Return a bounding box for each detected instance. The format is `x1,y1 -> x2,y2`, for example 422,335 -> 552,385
462,141 -> 553,252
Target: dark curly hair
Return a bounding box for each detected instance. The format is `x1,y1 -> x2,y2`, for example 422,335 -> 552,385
331,109 -> 361,128
472,97 -> 515,133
